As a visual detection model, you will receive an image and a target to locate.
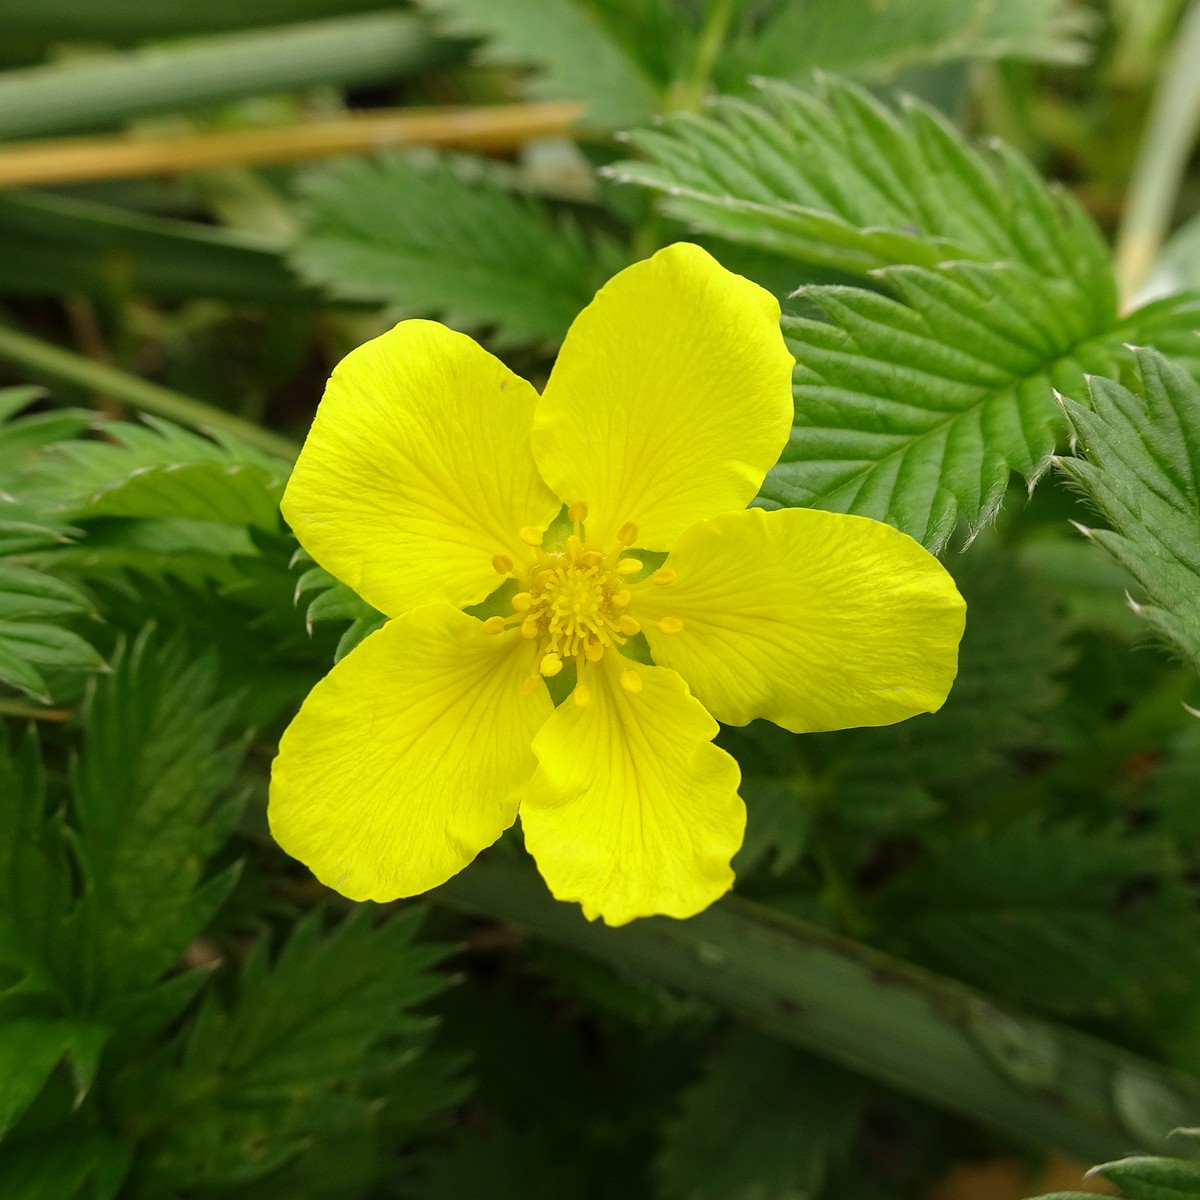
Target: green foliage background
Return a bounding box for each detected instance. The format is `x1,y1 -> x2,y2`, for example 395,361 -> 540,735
3,1 -> 1200,1197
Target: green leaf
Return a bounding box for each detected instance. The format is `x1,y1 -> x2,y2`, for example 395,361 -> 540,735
0,1019 -> 108,1138
70,630 -> 245,998
27,417 -> 289,530
882,820 -> 1200,1017
610,76 -> 1112,280
139,907 -> 461,1190
292,152 -> 623,347
0,190 -> 305,307
292,558 -> 384,662
415,0 -> 659,128
1057,349 -> 1200,670
1096,1156 -> 1200,1200
0,1133 -> 130,1200
718,0 -> 1091,87
658,1029 -> 865,1200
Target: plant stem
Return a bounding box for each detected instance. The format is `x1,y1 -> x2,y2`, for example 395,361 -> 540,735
0,102 -> 584,188
673,0 -> 739,110
1114,0 -> 1200,306
0,323 -> 298,461
437,857 -> 1200,1160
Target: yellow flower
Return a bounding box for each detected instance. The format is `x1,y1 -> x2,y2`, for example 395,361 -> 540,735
269,243 -> 965,926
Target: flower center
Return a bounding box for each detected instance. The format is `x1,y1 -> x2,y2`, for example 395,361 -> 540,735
484,502 -> 681,705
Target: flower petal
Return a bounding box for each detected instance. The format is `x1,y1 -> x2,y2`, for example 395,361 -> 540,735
638,507 -> 966,733
531,243 -> 794,551
269,603 -> 551,901
520,653 -> 744,926
284,320 -> 560,617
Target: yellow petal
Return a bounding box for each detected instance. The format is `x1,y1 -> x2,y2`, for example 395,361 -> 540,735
284,320 -> 560,617
520,653 -> 744,926
638,507 -> 966,733
531,243 -> 794,551
269,603 -> 551,901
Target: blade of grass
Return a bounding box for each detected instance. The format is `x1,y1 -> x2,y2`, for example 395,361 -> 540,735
0,13 -> 455,141
1115,0 -> 1200,304
0,324 -> 299,460
0,102 -> 584,187
437,857 -> 1200,1160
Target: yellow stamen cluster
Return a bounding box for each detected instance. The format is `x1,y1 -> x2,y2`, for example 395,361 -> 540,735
487,504 -> 683,704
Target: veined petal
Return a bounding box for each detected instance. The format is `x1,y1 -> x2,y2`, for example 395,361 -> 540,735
269,603 -> 551,901
520,653 -> 744,926
284,320 -> 560,617
639,507 -> 965,733
531,243 -> 794,551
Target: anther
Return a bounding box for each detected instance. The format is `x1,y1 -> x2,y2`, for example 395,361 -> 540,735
568,500 -> 589,523
620,669 -> 643,694
613,589 -> 631,607
512,592 -> 533,612
582,551 -> 605,567
540,652 -> 564,677
481,616 -> 507,634
585,642 -> 606,663
520,674 -> 542,697
492,553 -> 514,574
616,521 -> 638,546
573,685 -> 590,709
616,558 -> 643,576
519,526 -> 544,547
658,617 -> 684,635
566,534 -> 583,559
521,617 -> 539,639
618,615 -> 641,635
653,568 -> 677,585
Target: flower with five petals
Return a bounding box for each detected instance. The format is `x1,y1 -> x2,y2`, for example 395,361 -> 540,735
269,243 -> 965,926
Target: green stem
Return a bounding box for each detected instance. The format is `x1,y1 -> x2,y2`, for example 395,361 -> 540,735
0,323 -> 298,460
1114,0 -> 1200,306
672,0 -> 739,111
437,858 -> 1200,1160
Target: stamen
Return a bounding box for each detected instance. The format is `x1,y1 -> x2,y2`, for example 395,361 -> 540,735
568,500 -> 589,523
616,558 -> 643,576
653,568 -> 677,585
582,550 -> 605,567
481,616 -> 507,634
565,534 -> 584,559
613,589 -> 631,608
658,617 -> 684,635
620,669 -> 643,694
512,592 -> 532,612
519,526 -> 544,547
521,617 -> 539,639
520,674 -> 542,697
572,684 -> 590,709
585,642 -> 606,663
618,615 -> 641,635
540,652 -> 564,677
492,553 -> 514,574
616,521 -> 638,546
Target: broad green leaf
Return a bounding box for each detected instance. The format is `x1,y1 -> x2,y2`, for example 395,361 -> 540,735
1057,349 -> 1200,669
718,0 -> 1091,87
415,0 -> 659,128
292,152 -> 624,347
138,908 -> 462,1190
657,1030 -> 865,1200
610,76 -> 1112,281
882,820 -> 1200,1016
70,630 -> 245,998
1096,1156 -> 1200,1200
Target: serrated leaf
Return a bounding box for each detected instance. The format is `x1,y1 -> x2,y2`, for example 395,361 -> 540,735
140,907 -> 461,1190
70,630 -> 245,998
0,1133 -> 130,1200
882,820 -> 1200,1017
1057,349 -> 1200,670
718,0 -> 1091,88
611,76 -> 1112,282
658,1029 -> 865,1200
415,0 -> 659,128
26,417 -> 288,529
0,1019 -> 107,1137
292,152 -> 622,347
1097,1156 -> 1200,1200
290,555 -> 384,661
